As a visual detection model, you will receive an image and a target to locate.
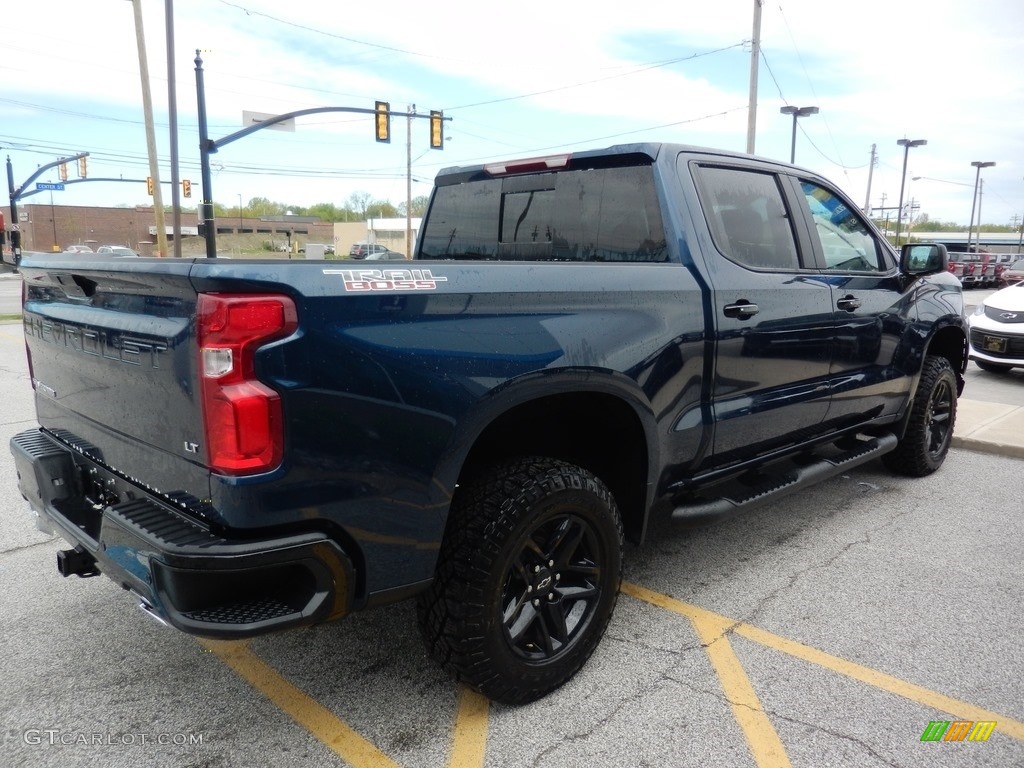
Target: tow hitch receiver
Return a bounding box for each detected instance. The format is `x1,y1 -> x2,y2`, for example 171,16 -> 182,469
57,546 -> 100,578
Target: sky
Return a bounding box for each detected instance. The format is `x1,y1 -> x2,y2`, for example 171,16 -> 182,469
2,0 -> 1022,228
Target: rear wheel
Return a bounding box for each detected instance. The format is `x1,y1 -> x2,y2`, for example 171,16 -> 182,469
418,457 -> 623,705
883,356 -> 957,476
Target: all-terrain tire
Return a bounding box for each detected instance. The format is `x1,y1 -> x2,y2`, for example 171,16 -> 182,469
417,457 -> 624,705
883,355 -> 957,477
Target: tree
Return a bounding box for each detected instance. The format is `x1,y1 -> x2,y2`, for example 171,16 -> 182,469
366,201 -> 399,219
347,191 -> 372,220
398,195 -> 429,217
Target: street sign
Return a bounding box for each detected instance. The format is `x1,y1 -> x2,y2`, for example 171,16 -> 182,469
36,182 -> 65,191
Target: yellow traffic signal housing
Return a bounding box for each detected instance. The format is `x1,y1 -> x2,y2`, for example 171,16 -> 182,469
375,101 -> 391,143
182,179 -> 192,198
430,111 -> 444,150
59,162 -> 68,181
147,177 -> 154,195
78,156 -> 87,178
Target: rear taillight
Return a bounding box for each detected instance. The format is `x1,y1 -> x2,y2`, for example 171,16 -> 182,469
196,293 -> 297,475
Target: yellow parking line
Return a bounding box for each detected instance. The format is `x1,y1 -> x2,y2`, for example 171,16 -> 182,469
448,687 -> 490,768
622,582 -> 791,768
621,582 -> 1024,743
735,623 -> 1024,742
201,639 -> 401,768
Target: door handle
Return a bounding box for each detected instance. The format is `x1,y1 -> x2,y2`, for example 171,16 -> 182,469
723,301 -> 759,319
836,296 -> 862,312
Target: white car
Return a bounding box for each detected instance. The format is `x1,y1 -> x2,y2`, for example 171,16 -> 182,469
968,282 -> 1024,372
96,245 -> 140,257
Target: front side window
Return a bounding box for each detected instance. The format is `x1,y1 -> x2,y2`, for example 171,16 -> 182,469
800,181 -> 883,272
696,166 -> 800,271
419,165 -> 668,262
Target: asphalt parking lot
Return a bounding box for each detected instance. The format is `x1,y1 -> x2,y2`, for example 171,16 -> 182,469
1,317 -> 1022,768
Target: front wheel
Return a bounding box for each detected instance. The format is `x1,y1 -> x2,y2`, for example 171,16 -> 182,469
417,457 -> 623,705
883,356 -> 957,477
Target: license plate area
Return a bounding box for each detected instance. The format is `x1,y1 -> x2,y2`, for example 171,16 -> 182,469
982,335 -> 1007,353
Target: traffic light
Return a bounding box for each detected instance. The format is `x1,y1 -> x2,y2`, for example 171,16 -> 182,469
59,162 -> 68,181
375,100 -> 390,143
78,156 -> 87,178
429,111 -> 444,150
182,179 -> 192,198
147,177 -> 154,195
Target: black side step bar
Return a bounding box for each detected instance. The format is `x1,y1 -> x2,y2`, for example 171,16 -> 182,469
671,433 -> 898,523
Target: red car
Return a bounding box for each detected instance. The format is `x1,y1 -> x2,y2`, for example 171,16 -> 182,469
1000,259 -> 1024,287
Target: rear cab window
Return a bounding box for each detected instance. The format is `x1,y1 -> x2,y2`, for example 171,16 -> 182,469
419,159 -> 668,262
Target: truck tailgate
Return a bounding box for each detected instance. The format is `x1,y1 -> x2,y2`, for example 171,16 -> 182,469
20,256 -> 210,499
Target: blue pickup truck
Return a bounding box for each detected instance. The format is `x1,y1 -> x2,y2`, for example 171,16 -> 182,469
10,143 -> 967,704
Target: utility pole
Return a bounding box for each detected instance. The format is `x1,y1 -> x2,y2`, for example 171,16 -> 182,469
165,0 -> 182,257
130,0 -> 168,257
406,104 -> 414,259
745,0 -> 763,155
863,144 -> 877,214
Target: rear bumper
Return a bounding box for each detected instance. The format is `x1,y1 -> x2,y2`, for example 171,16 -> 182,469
10,428 -> 356,639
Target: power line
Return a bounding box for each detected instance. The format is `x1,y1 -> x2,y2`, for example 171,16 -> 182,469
444,43 -> 745,111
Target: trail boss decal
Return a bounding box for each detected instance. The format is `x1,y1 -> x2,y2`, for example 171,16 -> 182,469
323,268 -> 448,292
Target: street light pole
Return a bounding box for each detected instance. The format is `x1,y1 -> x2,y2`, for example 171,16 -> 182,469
895,138 -> 927,248
237,193 -> 242,233
967,160 -> 995,252
779,106 -> 818,164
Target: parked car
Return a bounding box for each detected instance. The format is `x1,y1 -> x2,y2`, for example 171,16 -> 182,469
62,245 -> 93,254
999,259 -> 1024,287
957,252 -> 997,288
992,253 -> 1017,286
364,249 -> 406,261
95,245 -> 140,257
968,282 -> 1024,372
349,242 -> 392,259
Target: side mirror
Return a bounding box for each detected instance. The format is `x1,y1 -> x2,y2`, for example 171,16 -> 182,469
901,243 -> 948,275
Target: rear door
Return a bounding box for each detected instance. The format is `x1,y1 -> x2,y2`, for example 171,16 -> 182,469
689,161 -> 834,462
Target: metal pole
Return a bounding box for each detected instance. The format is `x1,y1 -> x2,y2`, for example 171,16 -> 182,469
976,179 -> 984,252
788,113 -> 798,164
967,165 -> 982,252
194,51 -> 217,259
6,156 -> 20,264
894,139 -> 926,247
863,144 -> 876,214
130,0 -> 169,257
50,191 -> 57,250
745,0 -> 763,154
406,104 -> 413,259
895,145 -> 910,247
238,193 -> 242,232
165,0 -> 182,257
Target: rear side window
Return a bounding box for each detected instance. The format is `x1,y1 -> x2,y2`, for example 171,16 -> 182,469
695,166 -> 801,271
419,165 -> 668,262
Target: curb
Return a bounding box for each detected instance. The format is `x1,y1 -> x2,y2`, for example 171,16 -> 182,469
951,435 -> 1024,460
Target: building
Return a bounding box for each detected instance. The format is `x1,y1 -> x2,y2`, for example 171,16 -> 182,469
12,204 -> 335,256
